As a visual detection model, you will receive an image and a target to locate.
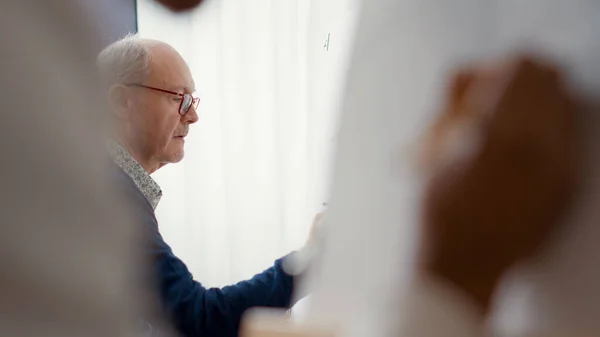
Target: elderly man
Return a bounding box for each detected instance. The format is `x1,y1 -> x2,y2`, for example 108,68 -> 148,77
97,35 -> 306,337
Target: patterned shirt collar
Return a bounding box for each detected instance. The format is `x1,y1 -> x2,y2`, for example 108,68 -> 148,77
108,140 -> 162,210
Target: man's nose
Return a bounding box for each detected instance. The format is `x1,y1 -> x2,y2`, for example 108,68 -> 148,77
182,105 -> 199,124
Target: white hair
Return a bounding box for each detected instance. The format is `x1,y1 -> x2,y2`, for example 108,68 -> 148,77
97,33 -> 151,87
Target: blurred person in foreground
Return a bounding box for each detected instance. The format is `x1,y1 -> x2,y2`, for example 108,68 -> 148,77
0,1 -> 142,337
97,34 -> 318,337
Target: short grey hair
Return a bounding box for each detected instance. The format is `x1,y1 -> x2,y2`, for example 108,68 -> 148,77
97,33 -> 151,87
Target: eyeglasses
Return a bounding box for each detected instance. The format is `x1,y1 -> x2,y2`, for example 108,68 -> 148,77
127,84 -> 200,115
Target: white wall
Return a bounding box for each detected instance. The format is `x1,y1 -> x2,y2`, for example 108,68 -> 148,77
305,0 -> 359,211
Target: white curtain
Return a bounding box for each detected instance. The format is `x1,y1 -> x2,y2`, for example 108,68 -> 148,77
136,0 -> 349,287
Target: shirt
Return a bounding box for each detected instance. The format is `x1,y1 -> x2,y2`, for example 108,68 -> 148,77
109,140 -> 163,210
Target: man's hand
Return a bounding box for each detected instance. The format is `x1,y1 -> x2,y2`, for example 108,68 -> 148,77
307,212 -> 326,246
419,56 -> 578,312
282,212 -> 326,276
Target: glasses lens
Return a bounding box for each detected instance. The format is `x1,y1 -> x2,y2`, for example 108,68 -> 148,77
180,94 -> 192,114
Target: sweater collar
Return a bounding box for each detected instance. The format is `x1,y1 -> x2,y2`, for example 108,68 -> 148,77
108,140 -> 162,210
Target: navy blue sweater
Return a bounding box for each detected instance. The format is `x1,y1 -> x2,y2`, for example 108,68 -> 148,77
114,167 -> 295,337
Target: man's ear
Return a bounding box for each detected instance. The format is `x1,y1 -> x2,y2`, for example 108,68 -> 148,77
107,85 -> 132,120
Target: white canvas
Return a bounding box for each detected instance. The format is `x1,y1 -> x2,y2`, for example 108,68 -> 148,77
303,1 -> 600,336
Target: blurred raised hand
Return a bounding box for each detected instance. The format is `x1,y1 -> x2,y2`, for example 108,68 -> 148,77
419,56 -> 579,312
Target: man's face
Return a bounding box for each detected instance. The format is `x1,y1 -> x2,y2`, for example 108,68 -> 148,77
127,44 -> 198,170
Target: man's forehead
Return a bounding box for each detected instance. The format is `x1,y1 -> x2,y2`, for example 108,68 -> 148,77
146,44 -> 195,92
166,80 -> 196,94
147,70 -> 195,94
